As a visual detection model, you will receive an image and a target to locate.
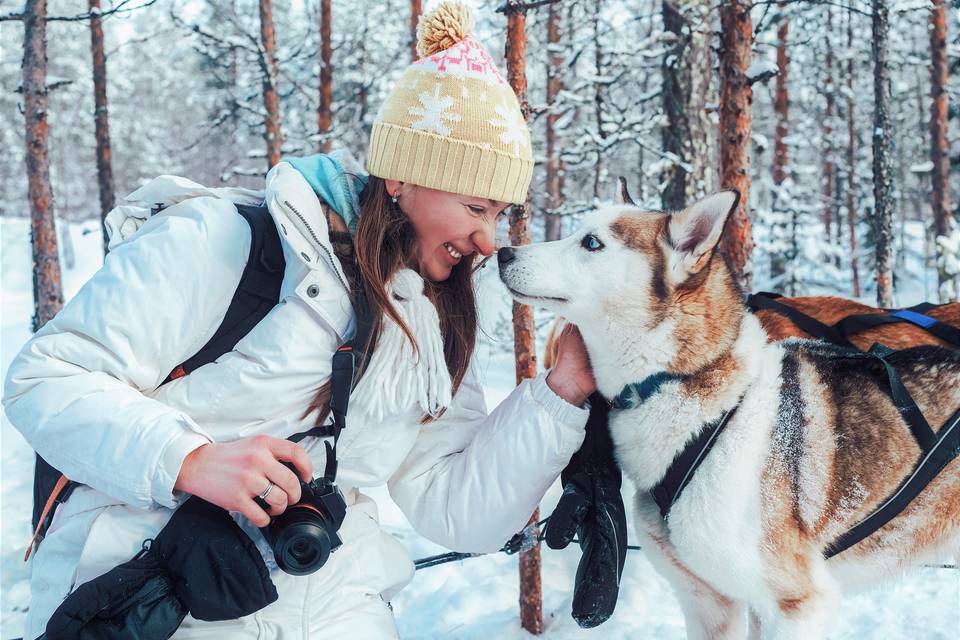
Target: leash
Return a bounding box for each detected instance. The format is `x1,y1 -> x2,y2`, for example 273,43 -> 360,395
412,513 -> 956,571
413,515 -> 643,571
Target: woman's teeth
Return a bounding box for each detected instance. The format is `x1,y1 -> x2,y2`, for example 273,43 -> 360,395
444,242 -> 462,259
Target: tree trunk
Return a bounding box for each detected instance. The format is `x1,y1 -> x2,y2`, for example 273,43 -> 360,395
770,6 -> 790,288
505,3 -> 541,635
661,0 -> 713,211
871,0 -> 894,307
929,0 -> 955,301
318,0 -> 333,153
718,0 -> 754,291
592,0 -> 604,202
846,6 -> 861,297
410,0 -> 422,61
684,0 -> 714,205
822,7 -> 836,252
544,1 -> 564,241
661,0 -> 689,210
258,0 -> 283,168
22,0 -> 64,332
89,0 -> 115,256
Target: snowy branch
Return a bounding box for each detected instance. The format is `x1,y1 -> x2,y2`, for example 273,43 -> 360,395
1,0 -> 157,22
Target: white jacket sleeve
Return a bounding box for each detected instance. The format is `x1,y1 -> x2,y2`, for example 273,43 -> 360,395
2,197 -> 251,509
387,362 -> 589,553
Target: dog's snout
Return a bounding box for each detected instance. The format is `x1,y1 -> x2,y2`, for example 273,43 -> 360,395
497,246 -> 517,268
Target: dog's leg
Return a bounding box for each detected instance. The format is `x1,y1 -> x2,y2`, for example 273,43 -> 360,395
764,560 -> 838,640
635,497 -> 747,640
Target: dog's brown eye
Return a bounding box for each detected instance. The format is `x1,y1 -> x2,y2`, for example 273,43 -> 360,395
581,234 -> 604,252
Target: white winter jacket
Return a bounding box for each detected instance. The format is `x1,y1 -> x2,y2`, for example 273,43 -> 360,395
3,162 -> 589,639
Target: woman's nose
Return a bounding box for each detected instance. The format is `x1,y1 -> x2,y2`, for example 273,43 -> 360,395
472,222 -> 496,257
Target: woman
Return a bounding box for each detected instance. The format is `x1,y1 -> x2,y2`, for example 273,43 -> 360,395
3,3 -> 594,638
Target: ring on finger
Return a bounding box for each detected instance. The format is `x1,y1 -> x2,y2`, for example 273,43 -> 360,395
257,481 -> 275,501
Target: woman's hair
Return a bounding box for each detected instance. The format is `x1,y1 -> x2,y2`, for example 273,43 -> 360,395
302,175 -> 478,425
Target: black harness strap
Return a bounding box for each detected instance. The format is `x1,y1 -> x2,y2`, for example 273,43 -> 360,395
835,309 -> 960,348
837,344 -> 938,451
824,407 -> 960,558
747,291 -> 960,349
650,405 -> 740,518
746,292 -> 855,348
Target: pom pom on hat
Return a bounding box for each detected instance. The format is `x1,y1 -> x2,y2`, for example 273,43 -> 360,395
416,1 -> 475,58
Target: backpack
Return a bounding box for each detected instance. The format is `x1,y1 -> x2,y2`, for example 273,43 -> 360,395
28,202 -> 286,558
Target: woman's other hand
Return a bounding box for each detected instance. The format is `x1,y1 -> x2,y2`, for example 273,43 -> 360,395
174,435 -> 312,527
546,323 -> 596,408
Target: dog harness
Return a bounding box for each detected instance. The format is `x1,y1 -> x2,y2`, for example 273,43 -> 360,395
610,343 -> 960,558
746,291 -> 960,349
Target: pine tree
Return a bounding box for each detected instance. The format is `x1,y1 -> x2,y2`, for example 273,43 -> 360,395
504,1 -> 542,634
318,0 -> 333,153
21,0 -> 64,331
871,0 -> 894,307
89,0 -> 115,255
718,0 -> 754,291
258,0 -> 283,168
544,0 -> 564,241
929,0 -> 955,301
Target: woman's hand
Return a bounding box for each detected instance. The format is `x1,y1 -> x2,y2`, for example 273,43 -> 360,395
546,323 -> 596,408
174,435 -> 313,527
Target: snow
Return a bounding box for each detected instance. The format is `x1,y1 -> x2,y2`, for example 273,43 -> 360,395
746,59 -> 779,82
2,217 -> 959,639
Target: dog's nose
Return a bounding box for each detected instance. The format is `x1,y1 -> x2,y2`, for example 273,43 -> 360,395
497,246 -> 517,268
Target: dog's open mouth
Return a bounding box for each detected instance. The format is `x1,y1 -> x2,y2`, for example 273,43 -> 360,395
504,284 -> 568,304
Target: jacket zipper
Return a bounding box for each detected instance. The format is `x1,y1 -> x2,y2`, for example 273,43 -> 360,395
280,198 -> 349,291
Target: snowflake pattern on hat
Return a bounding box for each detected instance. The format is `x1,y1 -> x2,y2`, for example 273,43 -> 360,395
489,101 -> 528,155
409,83 -> 463,136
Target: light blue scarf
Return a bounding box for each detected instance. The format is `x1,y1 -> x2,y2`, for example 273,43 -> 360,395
281,151 -> 368,234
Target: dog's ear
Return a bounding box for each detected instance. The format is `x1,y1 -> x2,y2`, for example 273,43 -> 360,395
667,190 -> 739,275
615,177 -> 635,205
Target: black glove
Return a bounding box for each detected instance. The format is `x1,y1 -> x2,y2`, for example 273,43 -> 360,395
42,497 -> 278,640
544,394 -> 627,628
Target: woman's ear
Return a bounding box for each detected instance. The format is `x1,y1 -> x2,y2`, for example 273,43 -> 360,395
384,179 -> 402,198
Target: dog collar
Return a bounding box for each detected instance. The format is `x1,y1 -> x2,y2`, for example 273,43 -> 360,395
608,371 -> 687,410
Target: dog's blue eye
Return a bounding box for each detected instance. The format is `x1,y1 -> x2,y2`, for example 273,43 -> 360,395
581,234 -> 604,252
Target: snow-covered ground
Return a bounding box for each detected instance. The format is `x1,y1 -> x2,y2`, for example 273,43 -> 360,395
1,216 -> 958,639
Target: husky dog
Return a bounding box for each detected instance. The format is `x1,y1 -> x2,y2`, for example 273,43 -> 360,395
498,191 -> 960,639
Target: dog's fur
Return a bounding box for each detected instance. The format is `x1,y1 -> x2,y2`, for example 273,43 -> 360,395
501,191 -> 960,639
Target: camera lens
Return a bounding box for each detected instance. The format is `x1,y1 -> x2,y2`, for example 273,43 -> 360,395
266,508 -> 334,576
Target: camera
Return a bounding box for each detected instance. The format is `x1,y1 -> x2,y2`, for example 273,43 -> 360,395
259,464 -> 347,576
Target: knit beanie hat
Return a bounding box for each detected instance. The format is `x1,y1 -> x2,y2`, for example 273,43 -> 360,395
365,1 -> 533,205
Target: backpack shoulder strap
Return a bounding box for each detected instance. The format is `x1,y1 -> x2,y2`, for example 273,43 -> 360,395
163,203 -> 285,383
29,203 -> 286,559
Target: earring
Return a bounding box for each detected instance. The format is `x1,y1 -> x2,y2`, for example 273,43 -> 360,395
391,194 -> 399,204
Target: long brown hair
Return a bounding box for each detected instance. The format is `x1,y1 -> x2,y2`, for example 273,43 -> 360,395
302,175 -> 478,425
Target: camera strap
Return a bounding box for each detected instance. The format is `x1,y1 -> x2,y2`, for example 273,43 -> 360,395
290,283 -> 374,485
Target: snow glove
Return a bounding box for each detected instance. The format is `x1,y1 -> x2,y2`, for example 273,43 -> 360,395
544,395 -> 627,628
40,497 -> 278,640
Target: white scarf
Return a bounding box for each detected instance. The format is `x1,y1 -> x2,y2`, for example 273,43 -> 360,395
349,268 -> 453,420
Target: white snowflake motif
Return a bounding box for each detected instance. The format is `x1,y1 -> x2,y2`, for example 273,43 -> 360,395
489,101 -> 528,155
408,83 -> 462,136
